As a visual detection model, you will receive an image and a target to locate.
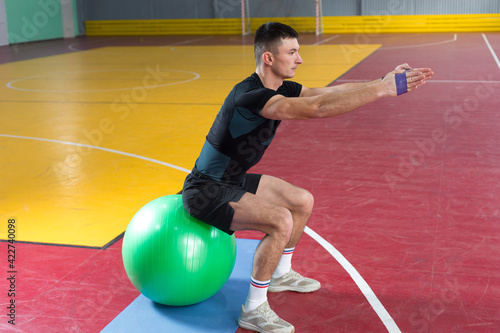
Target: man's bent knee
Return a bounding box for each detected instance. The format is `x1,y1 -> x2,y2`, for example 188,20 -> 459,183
270,207 -> 294,242
295,188 -> 314,216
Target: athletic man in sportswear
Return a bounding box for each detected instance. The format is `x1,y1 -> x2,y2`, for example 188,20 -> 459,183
183,22 -> 434,332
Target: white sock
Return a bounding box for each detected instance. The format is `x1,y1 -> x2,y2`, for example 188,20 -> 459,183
272,247 -> 295,278
244,277 -> 270,312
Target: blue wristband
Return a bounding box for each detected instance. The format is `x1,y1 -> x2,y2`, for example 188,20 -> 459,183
395,70 -> 410,95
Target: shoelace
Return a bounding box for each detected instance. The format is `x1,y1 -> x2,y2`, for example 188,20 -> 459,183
257,305 -> 279,323
281,269 -> 301,281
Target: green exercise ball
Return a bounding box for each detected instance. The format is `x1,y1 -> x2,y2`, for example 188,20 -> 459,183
122,194 -> 236,306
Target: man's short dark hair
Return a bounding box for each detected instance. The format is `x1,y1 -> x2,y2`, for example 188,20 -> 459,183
254,22 -> 299,64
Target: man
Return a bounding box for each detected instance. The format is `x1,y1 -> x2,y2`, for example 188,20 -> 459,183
183,22 -> 433,332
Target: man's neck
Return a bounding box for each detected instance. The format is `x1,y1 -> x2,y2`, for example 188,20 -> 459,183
255,68 -> 283,91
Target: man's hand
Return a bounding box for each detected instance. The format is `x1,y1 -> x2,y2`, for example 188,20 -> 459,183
381,64 -> 434,97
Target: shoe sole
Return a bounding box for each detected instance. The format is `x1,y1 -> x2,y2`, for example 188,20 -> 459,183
238,319 -> 295,333
268,284 -> 321,293
238,319 -> 264,333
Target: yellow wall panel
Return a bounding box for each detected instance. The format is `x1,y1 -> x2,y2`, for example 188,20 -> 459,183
85,14 -> 500,36
322,14 -> 500,34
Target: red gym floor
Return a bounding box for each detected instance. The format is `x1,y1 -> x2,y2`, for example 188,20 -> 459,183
1,32 -> 500,332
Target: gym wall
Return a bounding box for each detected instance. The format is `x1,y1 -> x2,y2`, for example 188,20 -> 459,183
83,0 -> 500,36
0,0 -> 78,46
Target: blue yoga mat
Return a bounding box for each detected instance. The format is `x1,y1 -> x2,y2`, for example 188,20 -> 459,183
102,238 -> 259,333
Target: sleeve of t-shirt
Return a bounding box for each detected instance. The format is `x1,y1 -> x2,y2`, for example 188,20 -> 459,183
235,87 -> 279,116
235,81 -> 303,117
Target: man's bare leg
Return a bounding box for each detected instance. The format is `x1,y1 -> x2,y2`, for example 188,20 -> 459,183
230,175 -> 314,279
254,175 -> 314,249
230,192 -> 294,281
231,175 -> 318,332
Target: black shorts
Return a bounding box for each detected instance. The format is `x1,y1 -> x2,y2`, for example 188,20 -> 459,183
182,169 -> 261,235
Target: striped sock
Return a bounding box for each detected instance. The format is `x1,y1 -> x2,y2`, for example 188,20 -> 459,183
244,277 -> 270,312
272,247 -> 295,278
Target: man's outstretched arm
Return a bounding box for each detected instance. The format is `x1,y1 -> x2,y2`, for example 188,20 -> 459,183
261,64 -> 433,120
300,64 -> 434,97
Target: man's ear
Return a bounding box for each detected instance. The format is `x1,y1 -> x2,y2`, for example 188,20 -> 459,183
262,51 -> 273,66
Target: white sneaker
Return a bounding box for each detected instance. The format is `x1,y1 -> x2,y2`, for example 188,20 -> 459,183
238,301 -> 295,333
269,269 -> 321,293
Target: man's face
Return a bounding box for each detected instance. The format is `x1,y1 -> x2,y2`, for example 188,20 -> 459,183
271,37 -> 303,79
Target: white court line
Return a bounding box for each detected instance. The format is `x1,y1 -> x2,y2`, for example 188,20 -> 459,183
68,36 -> 214,52
0,134 -> 191,173
335,79 -> 500,84
68,37 -> 125,52
425,79 -> 500,84
381,34 -> 457,50
1,133 -> 400,331
482,33 -> 500,70
305,227 -> 401,332
312,35 -> 340,46
159,36 -> 214,48
6,68 -> 200,93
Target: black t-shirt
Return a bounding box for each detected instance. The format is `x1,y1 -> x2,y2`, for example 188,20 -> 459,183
194,73 -> 302,185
